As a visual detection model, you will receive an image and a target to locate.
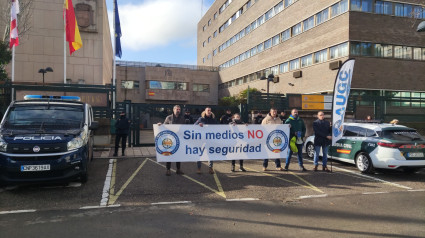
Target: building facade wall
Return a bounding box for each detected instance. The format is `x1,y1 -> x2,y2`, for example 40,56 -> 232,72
1,0 -> 112,86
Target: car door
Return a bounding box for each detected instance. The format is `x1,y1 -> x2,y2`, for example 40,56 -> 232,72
329,126 -> 361,163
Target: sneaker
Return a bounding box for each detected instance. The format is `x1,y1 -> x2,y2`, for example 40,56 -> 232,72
284,167 -> 289,171
299,166 -> 307,172
209,167 -> 215,174
323,166 -> 331,172
314,165 -> 318,172
239,167 -> 246,172
196,168 -> 201,174
262,167 -> 267,171
231,165 -> 235,172
166,170 -> 171,176
276,167 -> 284,171
176,169 -> 184,175
113,153 -> 118,157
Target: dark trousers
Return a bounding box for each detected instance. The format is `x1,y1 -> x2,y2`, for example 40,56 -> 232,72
231,160 -> 244,166
115,134 -> 127,154
263,159 -> 281,168
166,162 -> 181,170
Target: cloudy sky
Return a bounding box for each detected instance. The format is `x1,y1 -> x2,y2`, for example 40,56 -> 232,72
107,0 -> 215,65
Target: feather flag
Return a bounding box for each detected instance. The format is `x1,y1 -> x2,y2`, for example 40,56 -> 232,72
114,0 -> 122,58
9,0 -> 20,48
64,0 -> 82,55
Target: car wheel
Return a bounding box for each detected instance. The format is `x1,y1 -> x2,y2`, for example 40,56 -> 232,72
355,152 -> 374,174
306,143 -> 315,159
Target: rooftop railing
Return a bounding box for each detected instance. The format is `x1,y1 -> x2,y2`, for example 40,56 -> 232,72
116,60 -> 219,72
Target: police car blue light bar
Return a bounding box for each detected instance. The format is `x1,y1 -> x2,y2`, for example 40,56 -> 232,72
24,95 -> 81,101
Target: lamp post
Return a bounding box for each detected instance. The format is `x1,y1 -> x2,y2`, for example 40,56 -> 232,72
38,67 -> 53,85
260,74 -> 275,104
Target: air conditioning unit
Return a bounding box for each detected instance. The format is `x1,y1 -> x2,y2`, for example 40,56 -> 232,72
293,71 -> 302,78
273,76 -> 279,83
329,60 -> 342,70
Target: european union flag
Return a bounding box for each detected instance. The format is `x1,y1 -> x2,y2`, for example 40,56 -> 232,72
114,0 -> 122,58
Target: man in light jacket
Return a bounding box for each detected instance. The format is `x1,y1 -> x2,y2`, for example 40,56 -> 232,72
262,108 -> 284,171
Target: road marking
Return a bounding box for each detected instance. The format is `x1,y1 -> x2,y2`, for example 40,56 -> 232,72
298,194 -> 328,199
109,159 -> 118,197
80,204 -> 121,210
149,159 -> 226,198
151,201 -> 192,205
213,171 -> 226,198
288,171 -> 324,193
331,166 -> 412,190
362,192 -> 389,195
408,189 -> 425,192
100,159 -> 115,206
244,167 -> 324,194
108,158 -> 149,205
0,209 -> 36,215
226,198 -> 259,201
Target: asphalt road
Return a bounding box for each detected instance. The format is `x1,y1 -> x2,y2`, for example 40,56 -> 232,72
1,155 -> 425,237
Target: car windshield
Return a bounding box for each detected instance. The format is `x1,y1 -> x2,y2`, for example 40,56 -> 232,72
3,105 -> 84,130
381,129 -> 425,142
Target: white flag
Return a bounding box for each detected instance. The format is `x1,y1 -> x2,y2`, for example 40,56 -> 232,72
332,59 -> 355,146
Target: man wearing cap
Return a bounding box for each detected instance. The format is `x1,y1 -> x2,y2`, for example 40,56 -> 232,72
159,105 -> 186,176
183,109 -> 194,124
114,112 -> 130,156
220,109 -> 232,124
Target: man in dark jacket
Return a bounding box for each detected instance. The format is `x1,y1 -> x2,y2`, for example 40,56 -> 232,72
254,112 -> 264,124
220,109 -> 232,124
313,111 -> 332,172
160,105 -> 186,176
114,112 -> 130,156
183,109 -> 194,124
284,109 -> 307,171
195,106 -> 217,174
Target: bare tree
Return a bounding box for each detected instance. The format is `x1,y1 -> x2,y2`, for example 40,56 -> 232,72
0,0 -> 34,42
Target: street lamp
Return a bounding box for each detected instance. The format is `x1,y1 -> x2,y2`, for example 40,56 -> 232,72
417,21 -> 425,32
260,74 -> 275,103
38,67 -> 53,85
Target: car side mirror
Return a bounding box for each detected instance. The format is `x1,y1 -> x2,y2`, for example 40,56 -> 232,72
89,121 -> 99,130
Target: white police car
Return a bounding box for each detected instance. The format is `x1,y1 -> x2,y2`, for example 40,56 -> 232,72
305,122 -> 425,174
0,95 -> 98,185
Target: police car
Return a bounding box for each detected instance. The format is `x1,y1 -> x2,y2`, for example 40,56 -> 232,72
0,95 -> 98,185
305,122 -> 425,174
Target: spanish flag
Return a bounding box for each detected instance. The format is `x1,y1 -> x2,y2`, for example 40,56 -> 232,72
64,0 -> 82,55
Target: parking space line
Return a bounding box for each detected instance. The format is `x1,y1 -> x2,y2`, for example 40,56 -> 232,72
362,192 -> 389,195
298,194 -> 328,199
226,198 -> 259,201
148,159 -> 226,198
288,171 -> 324,193
100,159 -> 115,206
80,204 -> 121,210
0,209 -> 36,215
108,158 -> 149,205
213,172 -> 226,198
244,167 -> 324,193
151,201 -> 191,205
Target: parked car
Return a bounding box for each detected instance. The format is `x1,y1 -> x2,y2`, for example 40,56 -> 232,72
304,122 -> 425,174
0,95 -> 98,185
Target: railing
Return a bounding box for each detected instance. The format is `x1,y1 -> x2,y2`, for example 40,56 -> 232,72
116,60 -> 219,72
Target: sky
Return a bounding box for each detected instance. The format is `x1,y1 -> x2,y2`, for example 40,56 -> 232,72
106,0 -> 215,65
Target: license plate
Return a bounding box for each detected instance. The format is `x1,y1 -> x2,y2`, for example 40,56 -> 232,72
21,165 -> 51,172
407,152 -> 424,158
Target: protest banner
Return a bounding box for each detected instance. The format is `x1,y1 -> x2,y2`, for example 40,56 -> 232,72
154,124 -> 290,162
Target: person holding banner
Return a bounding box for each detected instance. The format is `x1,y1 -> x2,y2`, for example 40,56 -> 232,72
284,109 -> 307,171
313,111 -> 332,172
262,108 -> 284,171
159,105 -> 186,176
229,113 -> 247,172
220,109 -> 233,124
195,107 -> 218,174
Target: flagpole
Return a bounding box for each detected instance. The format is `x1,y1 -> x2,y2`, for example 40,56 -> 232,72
64,2 -> 66,84
11,45 -> 15,101
112,0 -> 116,115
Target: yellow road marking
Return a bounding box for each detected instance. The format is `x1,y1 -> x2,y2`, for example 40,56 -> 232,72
244,167 -> 323,193
288,171 -> 324,193
213,172 -> 226,198
109,160 -> 117,196
108,158 -> 149,205
149,159 -> 226,198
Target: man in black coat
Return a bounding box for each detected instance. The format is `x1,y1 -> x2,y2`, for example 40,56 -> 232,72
254,112 -> 264,124
313,111 -> 332,172
183,109 -> 194,124
114,112 -> 130,156
220,109 -> 232,124
160,105 -> 186,176
195,106 -> 217,174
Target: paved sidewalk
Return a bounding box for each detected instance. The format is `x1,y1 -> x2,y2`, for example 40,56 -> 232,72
93,147 -> 156,159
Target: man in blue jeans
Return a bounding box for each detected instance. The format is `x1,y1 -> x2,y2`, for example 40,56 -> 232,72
284,109 -> 307,171
195,107 -> 217,174
313,111 -> 332,172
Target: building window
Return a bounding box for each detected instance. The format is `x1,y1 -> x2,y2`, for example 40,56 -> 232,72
281,29 -> 291,42
202,58 -> 205,63
375,1 -> 392,15
148,81 -> 187,90
213,31 -> 217,38
395,3 -> 404,17
203,41 -> 206,47
404,4 -> 413,18
251,20 -> 258,31
257,42 -> 264,53
265,8 -> 274,21
214,12 -> 218,20
394,46 -> 412,59
213,49 -> 217,56
274,1 -> 283,14
193,84 -> 210,92
257,15 -> 265,26
251,46 -> 257,56
374,43 -> 392,58
316,8 -> 329,25
264,38 -> 272,50
303,16 -> 314,32
413,48 -> 422,60
203,25 -> 206,31
208,36 -> 211,43
301,54 -> 313,68
272,34 -> 280,46
236,78 -> 243,85
330,42 -> 348,59
292,23 -> 302,36
78,79 -> 85,84
331,2 -> 340,17
208,19 -> 211,26
361,42 -> 373,56
314,49 -> 327,63
279,62 -> 289,73
351,0 -> 372,13
289,59 -> 300,71
413,6 -> 423,19
284,0 -> 295,8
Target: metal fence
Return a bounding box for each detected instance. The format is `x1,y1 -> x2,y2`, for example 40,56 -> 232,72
116,60 -> 219,72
